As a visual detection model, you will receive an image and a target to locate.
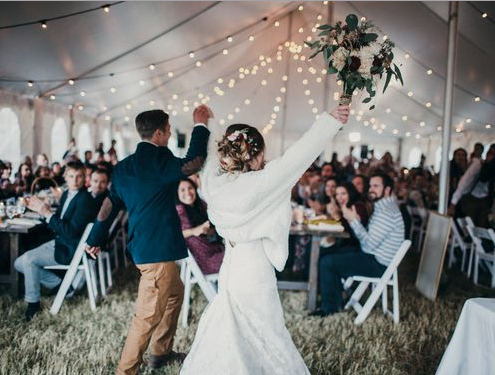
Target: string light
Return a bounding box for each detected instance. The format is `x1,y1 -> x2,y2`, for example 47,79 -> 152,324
405,132 -> 411,137
248,35 -> 255,42
427,69 -> 433,75
149,100 -> 155,106
102,5 -> 110,13
407,91 -> 413,97
227,36 -> 233,42
425,102 -> 432,107
78,105 -> 84,111
139,80 -> 145,86
393,129 -> 399,135
466,118 -> 472,123
404,53 -> 410,59
386,108 -> 391,113
482,12 -> 488,18
80,91 -> 86,97
110,87 -> 116,93
27,81 -> 33,87
105,115 -> 111,121
274,21 -> 280,27
402,115 -> 408,121
223,49 -> 229,55
189,52 -> 195,58
126,104 -> 132,109
68,79 -> 75,85
486,124 -> 492,129
474,97 -> 480,102
298,5 -> 304,11
41,21 -> 47,29
124,116 -> 130,122
149,64 -> 155,71
49,94 -> 55,100
196,61 -> 202,67
420,121 -> 425,127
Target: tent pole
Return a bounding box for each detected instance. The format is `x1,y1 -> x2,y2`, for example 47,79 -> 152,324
280,11 -> 293,156
438,1 -> 458,215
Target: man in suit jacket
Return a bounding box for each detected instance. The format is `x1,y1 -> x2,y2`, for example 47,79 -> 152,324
15,161 -> 99,320
85,106 -> 211,375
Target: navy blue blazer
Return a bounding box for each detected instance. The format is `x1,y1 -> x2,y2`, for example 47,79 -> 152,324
49,189 -> 99,265
86,125 -> 210,264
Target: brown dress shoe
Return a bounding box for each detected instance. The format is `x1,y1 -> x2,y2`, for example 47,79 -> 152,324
148,351 -> 187,369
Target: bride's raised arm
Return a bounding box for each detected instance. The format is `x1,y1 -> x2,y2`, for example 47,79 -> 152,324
257,106 -> 347,196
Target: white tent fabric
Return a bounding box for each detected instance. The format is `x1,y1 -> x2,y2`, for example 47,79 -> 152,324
0,1 -> 494,165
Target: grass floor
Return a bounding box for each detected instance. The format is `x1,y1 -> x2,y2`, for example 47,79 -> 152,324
1,254 -> 494,375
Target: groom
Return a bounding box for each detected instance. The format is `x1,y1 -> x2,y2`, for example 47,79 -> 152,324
85,106 -> 211,375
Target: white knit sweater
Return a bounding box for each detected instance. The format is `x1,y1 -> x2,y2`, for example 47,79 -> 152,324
199,112 -> 341,271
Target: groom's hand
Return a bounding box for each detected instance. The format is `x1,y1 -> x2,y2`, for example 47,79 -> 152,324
193,105 -> 212,126
330,105 -> 350,124
85,245 -> 100,259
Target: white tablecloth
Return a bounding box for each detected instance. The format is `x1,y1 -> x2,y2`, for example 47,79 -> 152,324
436,298 -> 495,375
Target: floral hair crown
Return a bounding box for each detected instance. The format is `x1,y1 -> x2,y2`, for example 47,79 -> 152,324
224,128 -> 260,159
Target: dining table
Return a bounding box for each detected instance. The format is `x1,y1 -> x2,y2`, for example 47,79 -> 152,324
278,223 -> 349,311
0,215 -> 45,297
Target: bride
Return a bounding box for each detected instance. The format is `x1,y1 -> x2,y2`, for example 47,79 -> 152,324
180,104 -> 349,374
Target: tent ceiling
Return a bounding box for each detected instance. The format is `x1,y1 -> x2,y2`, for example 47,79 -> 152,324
0,1 -> 494,143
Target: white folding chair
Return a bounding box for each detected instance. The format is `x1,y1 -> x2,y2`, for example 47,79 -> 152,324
466,226 -> 495,288
406,206 -> 428,250
44,223 -> 97,314
344,240 -> 412,324
95,211 -> 125,297
447,218 -> 473,271
180,250 -> 219,327
456,217 -> 475,275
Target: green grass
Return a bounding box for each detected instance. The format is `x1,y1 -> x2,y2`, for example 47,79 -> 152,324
1,254 -> 494,375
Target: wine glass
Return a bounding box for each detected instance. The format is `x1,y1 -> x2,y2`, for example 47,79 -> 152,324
16,198 -> 26,216
6,204 -> 16,220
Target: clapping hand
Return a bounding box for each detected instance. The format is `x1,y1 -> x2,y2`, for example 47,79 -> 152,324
50,187 -> 63,202
330,105 -> 350,124
26,196 -> 51,218
342,205 -> 360,223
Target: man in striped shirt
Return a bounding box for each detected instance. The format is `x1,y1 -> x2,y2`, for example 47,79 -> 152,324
312,171 -> 405,317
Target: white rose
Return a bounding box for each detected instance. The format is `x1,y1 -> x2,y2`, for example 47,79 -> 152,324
358,56 -> 374,78
332,47 -> 348,71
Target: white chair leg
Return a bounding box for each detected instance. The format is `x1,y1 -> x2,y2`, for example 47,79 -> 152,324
50,267 -> 80,315
345,281 -> 369,310
82,255 -> 97,312
491,260 -> 495,289
392,273 -> 400,323
461,245 -> 467,272
474,254 -> 479,285
447,237 -> 455,269
88,260 -> 99,299
382,285 -> 388,314
105,253 -> 112,289
97,254 -> 106,297
467,247 -> 474,278
355,281 -> 387,325
181,267 -> 192,327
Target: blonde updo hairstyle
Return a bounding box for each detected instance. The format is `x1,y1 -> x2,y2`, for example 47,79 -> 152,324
217,124 -> 265,174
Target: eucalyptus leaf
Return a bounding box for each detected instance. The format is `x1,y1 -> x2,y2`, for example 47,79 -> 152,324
362,97 -> 371,103
346,14 -> 358,30
394,64 -> 404,85
328,65 -> 338,74
317,24 -> 332,30
362,33 -> 378,43
383,70 -> 393,93
369,105 -> 375,110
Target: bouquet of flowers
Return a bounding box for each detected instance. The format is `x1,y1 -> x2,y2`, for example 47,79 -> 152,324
306,14 -> 403,109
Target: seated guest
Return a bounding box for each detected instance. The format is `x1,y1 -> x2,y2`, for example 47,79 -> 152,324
84,150 -> 93,166
36,153 -> 49,168
88,168 -> 110,204
176,178 -> 224,275
14,163 -> 34,196
51,162 -> 65,186
351,174 -> 368,197
320,183 -> 369,257
313,171 -> 405,317
84,164 -> 96,188
1,161 -> 16,198
14,161 -> 99,321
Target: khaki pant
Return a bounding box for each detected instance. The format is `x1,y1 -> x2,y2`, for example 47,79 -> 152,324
117,261 -> 184,375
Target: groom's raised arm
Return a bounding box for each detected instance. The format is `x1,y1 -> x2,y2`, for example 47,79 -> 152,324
159,106 -> 211,183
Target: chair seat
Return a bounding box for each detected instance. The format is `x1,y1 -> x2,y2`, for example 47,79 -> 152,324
351,275 -> 394,286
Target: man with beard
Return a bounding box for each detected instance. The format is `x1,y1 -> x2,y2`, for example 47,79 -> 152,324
312,171 -> 404,317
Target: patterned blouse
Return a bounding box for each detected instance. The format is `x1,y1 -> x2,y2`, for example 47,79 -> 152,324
176,202 -> 225,275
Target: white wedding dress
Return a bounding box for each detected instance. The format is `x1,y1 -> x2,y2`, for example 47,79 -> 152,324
180,112 -> 341,375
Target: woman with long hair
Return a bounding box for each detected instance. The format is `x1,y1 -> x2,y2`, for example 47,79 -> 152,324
180,105 -> 349,374
175,178 -> 224,275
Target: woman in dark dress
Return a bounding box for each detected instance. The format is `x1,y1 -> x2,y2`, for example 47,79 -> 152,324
176,178 -> 225,275
321,182 -> 370,257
